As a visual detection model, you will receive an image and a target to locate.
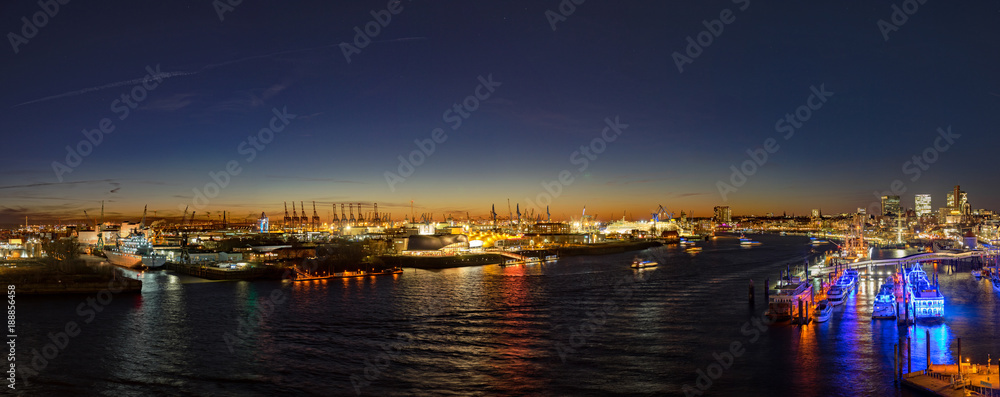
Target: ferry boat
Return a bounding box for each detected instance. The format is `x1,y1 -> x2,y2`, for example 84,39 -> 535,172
872,281 -> 897,319
810,238 -> 829,246
544,255 -> 558,262
991,269 -> 1000,292
631,258 -> 658,269
814,300 -> 833,323
904,264 -> 944,319
767,276 -> 812,321
103,231 -> 166,269
739,235 -> 762,246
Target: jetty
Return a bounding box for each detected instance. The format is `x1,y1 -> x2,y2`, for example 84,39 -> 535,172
895,333 -> 1000,396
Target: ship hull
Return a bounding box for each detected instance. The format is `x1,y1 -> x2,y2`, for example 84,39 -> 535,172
104,250 -> 166,269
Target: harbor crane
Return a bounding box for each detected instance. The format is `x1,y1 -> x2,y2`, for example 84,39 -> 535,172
652,205 -> 673,222
311,201 -> 320,231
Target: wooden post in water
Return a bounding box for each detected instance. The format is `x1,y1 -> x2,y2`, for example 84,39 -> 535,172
894,343 -> 900,384
799,299 -> 806,324
958,337 -> 962,378
908,336 -> 912,375
927,329 -> 931,371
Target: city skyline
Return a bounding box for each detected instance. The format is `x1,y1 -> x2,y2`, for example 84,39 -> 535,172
3,1 -> 1000,224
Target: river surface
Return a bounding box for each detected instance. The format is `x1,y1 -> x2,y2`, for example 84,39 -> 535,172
15,234 -> 1000,396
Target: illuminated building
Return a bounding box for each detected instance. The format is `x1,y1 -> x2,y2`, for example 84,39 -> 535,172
915,194 -> 932,216
257,212 -> 269,233
713,206 -> 731,224
880,195 -> 901,217
946,185 -> 967,208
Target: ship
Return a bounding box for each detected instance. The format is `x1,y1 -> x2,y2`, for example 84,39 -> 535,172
903,264 -> 944,320
767,275 -> 812,321
104,231 -> 167,269
631,257 -> 658,268
871,280 -> 897,319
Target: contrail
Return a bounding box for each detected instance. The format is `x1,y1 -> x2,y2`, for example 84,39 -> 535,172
15,70 -> 199,107
14,37 -> 427,107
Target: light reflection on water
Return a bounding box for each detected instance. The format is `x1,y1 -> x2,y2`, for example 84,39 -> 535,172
15,237 -> 1000,396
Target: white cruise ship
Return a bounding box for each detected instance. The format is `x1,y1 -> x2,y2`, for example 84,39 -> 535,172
104,231 -> 166,269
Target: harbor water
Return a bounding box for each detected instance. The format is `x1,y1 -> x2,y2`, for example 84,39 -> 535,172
16,234 -> 1000,396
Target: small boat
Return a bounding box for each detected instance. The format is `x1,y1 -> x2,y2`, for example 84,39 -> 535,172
827,285 -> 846,306
631,258 -> 658,269
815,300 -> 833,322
739,234 -> 762,246
685,247 -> 702,253
872,282 -> 897,320
991,270 -> 1000,292
972,269 -> 983,280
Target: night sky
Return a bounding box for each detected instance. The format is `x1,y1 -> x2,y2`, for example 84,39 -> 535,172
2,1 -> 999,225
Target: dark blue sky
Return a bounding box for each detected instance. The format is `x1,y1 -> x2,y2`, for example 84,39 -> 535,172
2,0 -> 998,224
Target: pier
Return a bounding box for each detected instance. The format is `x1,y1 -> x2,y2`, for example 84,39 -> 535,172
811,250 -> 1000,275
897,334 -> 1000,396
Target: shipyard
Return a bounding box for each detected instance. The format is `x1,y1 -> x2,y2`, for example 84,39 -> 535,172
8,187 -> 1000,394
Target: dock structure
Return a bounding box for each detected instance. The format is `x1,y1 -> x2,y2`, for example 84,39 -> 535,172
903,365 -> 999,396
811,250 -> 1000,276
895,331 -> 1000,396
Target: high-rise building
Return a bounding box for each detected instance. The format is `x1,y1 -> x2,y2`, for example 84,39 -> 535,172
713,206 -> 731,224
881,195 -> 901,217
947,185 -> 967,209
811,209 -> 821,218
915,194 -> 932,216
